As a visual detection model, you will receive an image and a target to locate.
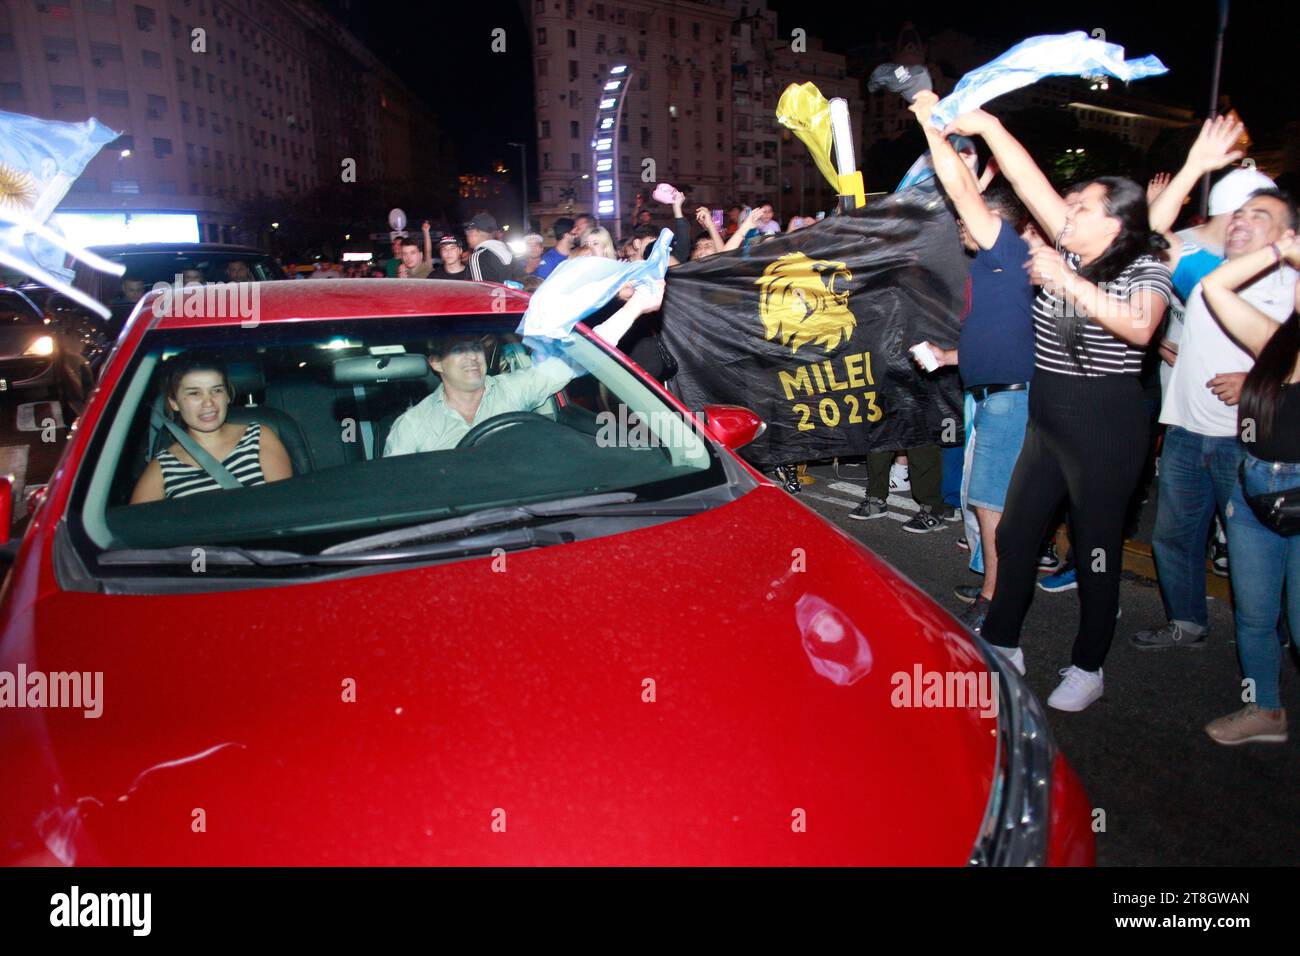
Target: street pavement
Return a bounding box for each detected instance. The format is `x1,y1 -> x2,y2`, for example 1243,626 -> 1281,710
798,461 -> 1300,867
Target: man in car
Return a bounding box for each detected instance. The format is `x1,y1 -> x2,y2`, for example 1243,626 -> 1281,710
225,260 -> 254,282
383,280 -> 664,455
120,274 -> 147,303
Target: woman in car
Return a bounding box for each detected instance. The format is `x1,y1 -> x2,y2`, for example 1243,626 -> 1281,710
130,352 -> 292,503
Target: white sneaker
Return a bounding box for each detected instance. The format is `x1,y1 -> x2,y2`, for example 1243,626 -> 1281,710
1047,666 -> 1104,712
993,645 -> 1025,675
889,462 -> 910,493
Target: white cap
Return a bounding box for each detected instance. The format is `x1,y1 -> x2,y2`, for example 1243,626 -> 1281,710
1208,167 -> 1277,216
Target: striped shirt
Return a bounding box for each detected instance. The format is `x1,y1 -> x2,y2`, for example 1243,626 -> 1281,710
158,422 -> 266,499
1033,253 -> 1172,377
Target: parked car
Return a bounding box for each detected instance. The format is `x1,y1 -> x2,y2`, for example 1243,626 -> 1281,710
0,279 -> 1093,866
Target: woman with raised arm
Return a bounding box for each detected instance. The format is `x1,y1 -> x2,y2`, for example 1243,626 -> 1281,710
1199,235 -> 1300,744
939,108 -> 1172,711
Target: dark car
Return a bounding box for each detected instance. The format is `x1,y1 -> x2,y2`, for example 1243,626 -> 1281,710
71,243 -> 283,338
0,286 -> 98,416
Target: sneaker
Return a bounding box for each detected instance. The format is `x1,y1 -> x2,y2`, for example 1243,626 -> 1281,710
953,583 -> 984,605
959,595 -> 990,633
901,508 -> 946,534
1205,704 -> 1288,745
1037,566 -> 1077,593
1038,539 -> 1063,573
956,535 -> 970,552
939,504 -> 962,523
889,462 -> 910,493
773,464 -> 801,494
1210,522 -> 1228,577
992,644 -> 1025,676
1130,620 -> 1207,650
1047,666 -> 1104,712
848,496 -> 888,520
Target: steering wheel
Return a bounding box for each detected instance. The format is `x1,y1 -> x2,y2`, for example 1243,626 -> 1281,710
455,411 -> 550,449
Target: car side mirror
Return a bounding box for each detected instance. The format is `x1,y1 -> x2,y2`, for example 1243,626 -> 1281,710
701,404 -> 766,450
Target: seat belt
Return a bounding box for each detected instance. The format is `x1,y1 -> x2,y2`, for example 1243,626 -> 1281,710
149,406 -> 243,490
352,384 -> 375,459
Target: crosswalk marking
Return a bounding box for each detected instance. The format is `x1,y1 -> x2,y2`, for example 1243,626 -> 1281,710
826,481 -> 922,513
801,490 -> 914,523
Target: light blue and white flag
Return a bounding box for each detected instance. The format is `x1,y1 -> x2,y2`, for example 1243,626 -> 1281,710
927,31 -> 1168,130
0,109 -> 123,316
517,227 -> 673,342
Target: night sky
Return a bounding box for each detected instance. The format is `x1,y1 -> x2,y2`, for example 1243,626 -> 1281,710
324,0 -> 1292,176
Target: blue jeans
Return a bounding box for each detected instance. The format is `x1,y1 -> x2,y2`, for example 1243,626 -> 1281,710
1225,454 -> 1300,710
1151,426 -> 1244,629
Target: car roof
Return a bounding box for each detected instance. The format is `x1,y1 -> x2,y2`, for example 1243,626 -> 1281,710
146,277 -> 532,328
89,243 -> 271,257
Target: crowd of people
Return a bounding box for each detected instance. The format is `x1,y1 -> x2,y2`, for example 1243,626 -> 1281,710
240,96 -> 1300,736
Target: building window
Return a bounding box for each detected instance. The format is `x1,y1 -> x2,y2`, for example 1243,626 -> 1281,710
85,0 -> 115,13
692,22 -> 700,40
152,137 -> 172,157
51,85 -> 86,106
540,119 -> 550,137
147,93 -> 167,114
537,27 -> 546,45
543,152 -> 552,170
142,49 -> 161,68
569,120 -> 579,138
197,106 -> 205,127
0,82 -> 23,102
180,100 -> 190,122
571,153 -> 580,170
568,60 -> 578,81
537,58 -> 548,78
567,29 -> 576,49
157,180 -> 178,194
668,17 -> 676,38
134,4 -> 156,31
111,179 -> 141,194
90,42 -> 124,63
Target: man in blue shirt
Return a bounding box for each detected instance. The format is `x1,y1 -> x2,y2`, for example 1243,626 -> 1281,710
534,217 -> 577,281
905,90 -> 1040,644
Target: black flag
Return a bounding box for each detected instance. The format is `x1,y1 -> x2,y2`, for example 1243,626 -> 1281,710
661,189 -> 968,470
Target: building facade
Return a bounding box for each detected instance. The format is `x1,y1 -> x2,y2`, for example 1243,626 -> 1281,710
0,0 -> 437,244
526,0 -> 861,234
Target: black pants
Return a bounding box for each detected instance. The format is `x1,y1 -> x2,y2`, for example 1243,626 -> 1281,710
867,444 -> 943,510
982,372 -> 1149,671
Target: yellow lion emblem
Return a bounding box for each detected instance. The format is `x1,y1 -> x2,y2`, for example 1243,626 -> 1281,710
756,252 -> 855,355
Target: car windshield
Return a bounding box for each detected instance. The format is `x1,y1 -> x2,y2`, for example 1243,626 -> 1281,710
69,312 -> 731,580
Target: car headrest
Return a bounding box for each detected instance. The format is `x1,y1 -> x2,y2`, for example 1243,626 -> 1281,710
227,359 -> 265,397
332,353 -> 429,385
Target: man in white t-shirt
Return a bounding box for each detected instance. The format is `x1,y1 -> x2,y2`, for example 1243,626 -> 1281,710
1134,189 -> 1298,650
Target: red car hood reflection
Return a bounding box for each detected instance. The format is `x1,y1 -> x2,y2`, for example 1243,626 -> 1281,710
2,487 -> 996,865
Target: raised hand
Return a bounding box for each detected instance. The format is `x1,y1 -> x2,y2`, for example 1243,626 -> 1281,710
1146,172 -> 1171,205
628,279 -> 665,314
1186,115 -> 1245,173
908,89 -> 940,126
941,108 -> 997,139
695,206 -> 711,227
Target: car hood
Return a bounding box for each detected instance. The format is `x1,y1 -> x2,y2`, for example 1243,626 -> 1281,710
1,487 -> 997,865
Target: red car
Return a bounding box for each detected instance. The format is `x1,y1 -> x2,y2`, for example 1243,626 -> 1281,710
0,279 -> 1093,866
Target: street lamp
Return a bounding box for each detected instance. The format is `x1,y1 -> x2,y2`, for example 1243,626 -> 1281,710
506,141 -> 529,232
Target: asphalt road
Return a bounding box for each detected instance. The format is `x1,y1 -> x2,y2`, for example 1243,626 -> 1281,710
798,461 -> 1300,867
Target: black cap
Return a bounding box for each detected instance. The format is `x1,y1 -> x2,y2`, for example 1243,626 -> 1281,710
867,63 -> 932,103
463,212 -> 499,233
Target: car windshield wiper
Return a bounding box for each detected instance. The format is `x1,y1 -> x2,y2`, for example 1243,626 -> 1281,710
320,491 -> 712,556
97,527 -> 571,570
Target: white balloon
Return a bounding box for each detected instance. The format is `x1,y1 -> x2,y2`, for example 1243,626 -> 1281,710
388,208 -> 407,231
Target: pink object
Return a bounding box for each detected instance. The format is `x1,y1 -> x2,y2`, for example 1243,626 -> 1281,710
652,183 -> 677,204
